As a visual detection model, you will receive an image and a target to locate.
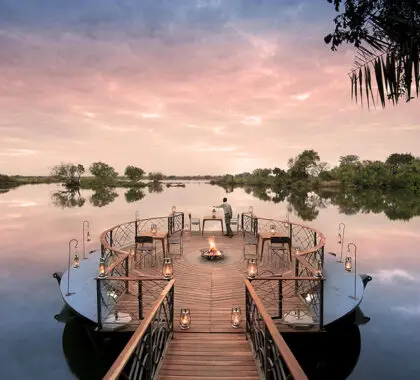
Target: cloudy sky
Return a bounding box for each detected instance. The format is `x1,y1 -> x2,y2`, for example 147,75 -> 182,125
0,0 -> 419,176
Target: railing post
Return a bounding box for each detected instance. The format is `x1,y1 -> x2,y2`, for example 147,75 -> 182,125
109,230 -> 113,247
146,324 -> 153,380
170,286 -> 174,333
96,279 -> 102,330
320,278 -> 324,330
125,256 -> 129,291
138,280 -> 143,320
278,279 -> 283,319
264,324 -> 269,380
313,231 -> 317,247
135,220 -> 138,238
245,286 -> 249,338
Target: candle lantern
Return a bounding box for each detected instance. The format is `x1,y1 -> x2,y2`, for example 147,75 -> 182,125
180,308 -> 191,330
247,258 -> 258,279
270,224 -> 276,235
345,257 -> 352,272
98,256 -> 106,277
249,206 -> 253,215
212,208 -> 216,218
73,254 -> 80,268
231,307 -> 242,328
162,258 -> 173,279
86,231 -> 91,242
172,206 -> 176,213
151,224 -> 157,235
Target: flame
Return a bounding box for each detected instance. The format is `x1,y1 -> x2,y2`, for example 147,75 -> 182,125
208,237 -> 219,254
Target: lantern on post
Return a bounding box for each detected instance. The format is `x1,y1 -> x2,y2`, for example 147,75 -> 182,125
73,253 -> 80,268
82,220 -> 91,259
248,206 -> 253,215
345,257 -> 352,272
346,243 -> 358,300
98,256 -> 106,278
247,258 -> 258,279
172,206 -> 176,214
180,308 -> 191,330
231,307 -> 242,328
151,223 -> 157,235
162,258 -> 173,279
270,224 -> 276,235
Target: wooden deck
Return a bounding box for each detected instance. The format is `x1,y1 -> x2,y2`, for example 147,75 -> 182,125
157,333 -> 260,380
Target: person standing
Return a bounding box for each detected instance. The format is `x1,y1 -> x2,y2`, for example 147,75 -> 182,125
214,197 -> 233,237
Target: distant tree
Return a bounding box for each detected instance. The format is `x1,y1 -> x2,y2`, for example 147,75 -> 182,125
385,153 -> 415,168
325,0 -> 420,108
124,166 -> 145,182
339,155 -> 360,167
288,150 -> 320,180
90,162 -> 118,181
148,172 -> 164,183
50,163 -> 85,187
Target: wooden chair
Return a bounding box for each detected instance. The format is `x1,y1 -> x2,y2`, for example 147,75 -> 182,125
134,236 -> 156,268
167,230 -> 184,257
268,236 -> 291,267
188,213 -> 201,233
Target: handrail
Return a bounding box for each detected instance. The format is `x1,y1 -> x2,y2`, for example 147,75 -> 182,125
103,279 -> 175,380
245,278 -> 308,380
98,276 -> 170,281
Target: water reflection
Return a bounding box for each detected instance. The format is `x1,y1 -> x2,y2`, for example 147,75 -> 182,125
47,182 -> 420,221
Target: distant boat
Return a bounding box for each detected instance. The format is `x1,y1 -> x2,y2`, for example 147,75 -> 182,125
166,182 -> 186,188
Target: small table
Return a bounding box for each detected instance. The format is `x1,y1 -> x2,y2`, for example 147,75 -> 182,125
202,216 -> 224,235
138,231 -> 168,256
259,232 -> 289,260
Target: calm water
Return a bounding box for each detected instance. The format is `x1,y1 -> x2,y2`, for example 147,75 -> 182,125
1,183 -> 419,379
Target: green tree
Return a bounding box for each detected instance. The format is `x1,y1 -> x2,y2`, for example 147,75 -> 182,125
339,155 -> 360,166
89,162 -> 118,181
148,172 -> 164,183
325,0 -> 420,108
385,153 -> 415,169
288,150 -> 320,180
124,166 -> 145,182
50,163 -> 85,187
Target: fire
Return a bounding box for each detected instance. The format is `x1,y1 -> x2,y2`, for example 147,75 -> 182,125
208,237 -> 220,255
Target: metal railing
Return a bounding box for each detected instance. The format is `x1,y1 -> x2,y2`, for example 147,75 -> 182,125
103,279 -> 175,380
245,279 -> 308,380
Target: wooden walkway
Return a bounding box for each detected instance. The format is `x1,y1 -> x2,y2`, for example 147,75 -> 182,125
157,333 -> 260,380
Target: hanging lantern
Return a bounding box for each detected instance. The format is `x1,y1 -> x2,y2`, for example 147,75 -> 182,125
87,231 -> 91,242
231,307 -> 242,328
151,223 -> 157,235
212,208 -> 216,218
270,224 -> 276,235
98,256 -> 106,277
247,258 -> 258,279
345,257 -> 352,272
172,206 -> 176,213
249,206 -> 253,215
162,258 -> 173,279
73,254 -> 80,268
338,233 -> 342,244
180,308 -> 191,330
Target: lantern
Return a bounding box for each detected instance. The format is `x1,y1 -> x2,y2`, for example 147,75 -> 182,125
172,206 -> 176,213
212,208 -> 216,218
98,256 -> 106,277
247,258 -> 258,279
270,224 -> 276,235
151,223 -> 157,235
73,254 -> 80,268
249,206 -> 253,214
162,258 -> 173,279
87,231 -> 91,242
180,308 -> 191,330
345,257 -> 352,272
231,307 -> 242,328
338,233 -> 342,244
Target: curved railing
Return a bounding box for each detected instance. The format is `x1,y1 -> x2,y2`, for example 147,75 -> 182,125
96,213 -> 183,328
242,213 -> 326,330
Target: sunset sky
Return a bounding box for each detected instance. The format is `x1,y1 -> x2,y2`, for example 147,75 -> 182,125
0,0 -> 419,176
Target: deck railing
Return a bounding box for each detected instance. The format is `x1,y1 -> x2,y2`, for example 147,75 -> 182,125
103,279 -> 175,380
245,279 -> 308,380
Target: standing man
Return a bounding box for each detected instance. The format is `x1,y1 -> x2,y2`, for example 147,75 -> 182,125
214,197 -> 233,237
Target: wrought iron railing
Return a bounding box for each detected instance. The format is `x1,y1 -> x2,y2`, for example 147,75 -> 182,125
103,279 -> 175,380
245,279 -> 308,380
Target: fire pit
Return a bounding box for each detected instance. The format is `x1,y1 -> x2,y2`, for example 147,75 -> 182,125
200,237 -> 224,261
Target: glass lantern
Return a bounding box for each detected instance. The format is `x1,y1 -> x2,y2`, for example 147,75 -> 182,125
248,206 -> 253,215
231,307 -> 242,328
345,257 -> 352,272
180,308 -> 191,330
87,231 -> 91,242
151,223 -> 157,235
73,254 -> 80,268
98,256 -> 106,277
247,258 -> 258,279
270,224 -> 276,235
172,206 -> 176,214
212,208 -> 216,218
162,258 -> 173,279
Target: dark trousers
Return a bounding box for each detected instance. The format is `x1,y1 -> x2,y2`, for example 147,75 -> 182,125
225,215 -> 233,235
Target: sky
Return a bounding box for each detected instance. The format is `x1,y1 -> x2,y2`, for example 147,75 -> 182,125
0,0 -> 419,176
